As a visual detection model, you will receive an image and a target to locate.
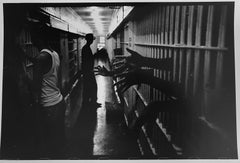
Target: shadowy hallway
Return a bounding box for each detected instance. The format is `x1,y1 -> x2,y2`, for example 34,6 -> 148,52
1,3 -> 237,160
65,57 -> 141,159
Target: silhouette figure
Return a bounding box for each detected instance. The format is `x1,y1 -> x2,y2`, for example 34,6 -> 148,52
82,33 -> 101,108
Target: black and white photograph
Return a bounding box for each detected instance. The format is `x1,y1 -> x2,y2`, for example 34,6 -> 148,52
0,0 -> 239,161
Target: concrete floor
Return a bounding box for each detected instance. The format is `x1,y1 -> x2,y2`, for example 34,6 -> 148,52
65,59 -> 141,159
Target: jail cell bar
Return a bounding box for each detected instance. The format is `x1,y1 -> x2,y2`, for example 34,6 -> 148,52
117,4 -> 231,157
18,21 -> 84,97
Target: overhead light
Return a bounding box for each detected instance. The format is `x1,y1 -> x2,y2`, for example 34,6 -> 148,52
90,7 -> 104,36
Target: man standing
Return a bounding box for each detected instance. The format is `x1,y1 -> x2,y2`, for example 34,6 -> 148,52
27,24 -> 66,158
82,33 -> 100,107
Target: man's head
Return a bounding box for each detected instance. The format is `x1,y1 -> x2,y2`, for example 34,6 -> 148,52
85,33 -> 95,45
30,23 -> 51,49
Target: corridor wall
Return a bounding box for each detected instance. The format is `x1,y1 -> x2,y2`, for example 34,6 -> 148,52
1,6 -> 86,158
109,2 -> 236,158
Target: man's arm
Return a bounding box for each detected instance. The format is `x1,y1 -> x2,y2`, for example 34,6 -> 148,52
32,51 -> 51,104
126,48 -> 172,70
114,68 -> 184,99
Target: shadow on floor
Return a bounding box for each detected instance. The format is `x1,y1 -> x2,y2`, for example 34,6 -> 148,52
64,57 -> 141,159
66,103 -> 98,159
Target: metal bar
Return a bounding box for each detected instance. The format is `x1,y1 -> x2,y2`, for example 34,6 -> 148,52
163,6 -> 168,101
165,6 -> 170,46
156,6 -> 162,100
179,6 -> 187,84
173,6 -> 180,82
160,6 -> 166,101
215,5 -> 227,89
148,13 -> 152,102
169,6 -> 175,84
147,12 -> 152,102
142,15 -> 149,102
144,13 -> 147,58
193,5 -> 203,95
155,8 -> 160,101
185,6 -> 194,95
169,6 -> 175,46
203,5 -> 214,116
134,42 -> 227,51
161,6 -> 165,47
153,8 -> 157,101
166,6 -> 172,101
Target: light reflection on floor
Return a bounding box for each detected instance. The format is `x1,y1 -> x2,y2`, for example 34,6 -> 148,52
96,75 -> 107,104
92,58 -> 140,157
93,60 -> 115,155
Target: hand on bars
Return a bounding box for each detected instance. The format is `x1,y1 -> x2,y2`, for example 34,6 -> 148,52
125,48 -> 145,67
94,60 -> 136,77
115,48 -> 173,70
94,63 -> 137,78
113,48 -> 144,68
94,48 -> 145,77
94,65 -> 113,76
113,68 -> 154,94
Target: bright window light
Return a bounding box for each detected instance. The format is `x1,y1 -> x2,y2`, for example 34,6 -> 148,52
99,36 -> 105,43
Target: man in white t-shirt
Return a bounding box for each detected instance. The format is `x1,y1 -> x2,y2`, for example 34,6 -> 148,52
26,24 -> 66,159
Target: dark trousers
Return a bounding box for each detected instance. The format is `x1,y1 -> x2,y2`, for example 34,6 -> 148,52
36,99 -> 66,159
83,73 -> 97,104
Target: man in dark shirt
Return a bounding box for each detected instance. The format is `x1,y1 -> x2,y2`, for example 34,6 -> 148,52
82,33 -> 99,107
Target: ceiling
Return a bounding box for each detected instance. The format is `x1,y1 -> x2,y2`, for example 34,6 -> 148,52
72,6 -> 119,36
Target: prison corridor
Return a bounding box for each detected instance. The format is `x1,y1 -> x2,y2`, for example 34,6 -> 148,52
1,2 -> 238,160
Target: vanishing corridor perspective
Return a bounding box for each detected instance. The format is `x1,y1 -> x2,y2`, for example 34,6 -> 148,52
1,2 -> 237,159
